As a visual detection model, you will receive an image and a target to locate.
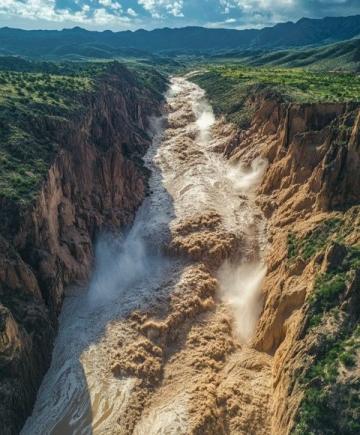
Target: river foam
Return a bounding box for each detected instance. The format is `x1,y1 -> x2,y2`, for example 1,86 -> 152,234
22,77 -> 267,435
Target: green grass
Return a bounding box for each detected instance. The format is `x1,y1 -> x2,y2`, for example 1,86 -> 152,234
127,63 -> 168,101
287,218 -> 342,261
0,71 -> 93,109
294,324 -> 360,435
210,38 -> 360,73
307,273 -> 347,327
191,65 -> 360,127
0,69 -> 94,203
304,244 -> 360,329
287,215 -> 360,328
289,211 -> 360,434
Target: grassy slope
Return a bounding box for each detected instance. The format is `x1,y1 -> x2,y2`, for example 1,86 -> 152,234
0,59 -> 165,204
192,57 -> 360,434
287,210 -> 360,435
191,64 -> 360,127
209,38 -> 360,72
0,61 -> 108,204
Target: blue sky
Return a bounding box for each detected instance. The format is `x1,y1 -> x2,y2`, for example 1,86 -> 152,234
1,0 -> 360,31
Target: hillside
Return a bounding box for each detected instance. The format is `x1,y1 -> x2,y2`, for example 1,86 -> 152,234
1,15 -> 360,58
211,38 -> 360,72
191,65 -> 360,127
0,60 -> 165,204
190,66 -> 360,434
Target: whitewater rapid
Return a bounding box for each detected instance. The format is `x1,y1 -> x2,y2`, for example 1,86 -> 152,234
22,77 -> 267,434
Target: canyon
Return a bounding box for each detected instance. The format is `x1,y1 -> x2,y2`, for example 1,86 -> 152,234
0,64 -> 165,434
0,69 -> 359,435
224,93 -> 360,434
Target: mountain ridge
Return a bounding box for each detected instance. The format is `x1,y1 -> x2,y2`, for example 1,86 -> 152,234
1,15 -> 360,58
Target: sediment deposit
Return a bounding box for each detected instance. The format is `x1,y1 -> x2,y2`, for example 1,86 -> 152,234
5,72 -> 359,434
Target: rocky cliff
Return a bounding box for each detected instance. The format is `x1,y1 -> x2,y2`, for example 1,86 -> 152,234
226,95 -> 360,434
2,66 -> 359,434
0,63 -> 165,434
108,76 -> 359,435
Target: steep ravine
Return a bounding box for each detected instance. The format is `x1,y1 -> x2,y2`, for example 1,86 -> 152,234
2,70 -> 359,435
20,77 -> 272,434
224,94 -> 360,434
0,65 -> 165,435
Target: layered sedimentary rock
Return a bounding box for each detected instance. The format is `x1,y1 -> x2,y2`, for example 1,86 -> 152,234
99,81 -> 359,435
0,65 -> 165,434
226,94 -> 360,434
95,79 -> 272,435
2,68 -> 359,435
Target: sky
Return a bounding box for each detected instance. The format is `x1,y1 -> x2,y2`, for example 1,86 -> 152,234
1,0 -> 360,31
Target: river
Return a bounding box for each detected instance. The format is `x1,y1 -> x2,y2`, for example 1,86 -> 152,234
22,77 -> 268,435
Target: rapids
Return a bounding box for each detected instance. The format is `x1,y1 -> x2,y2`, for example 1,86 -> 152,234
22,77 -> 268,434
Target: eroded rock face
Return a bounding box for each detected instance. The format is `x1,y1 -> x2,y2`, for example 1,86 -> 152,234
96,84 -> 359,435
228,95 -> 360,435
2,72 -> 358,434
48,77 -> 270,435
0,68 -> 164,434
0,236 -> 54,433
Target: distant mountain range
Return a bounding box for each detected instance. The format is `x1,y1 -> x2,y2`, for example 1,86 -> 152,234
1,15 -> 360,59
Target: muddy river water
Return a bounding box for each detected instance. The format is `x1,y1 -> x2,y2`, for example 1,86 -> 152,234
22,77 -> 269,435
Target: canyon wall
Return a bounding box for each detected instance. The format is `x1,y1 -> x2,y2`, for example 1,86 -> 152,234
226,95 -> 360,434
1,66 -> 358,435
0,64 -> 165,434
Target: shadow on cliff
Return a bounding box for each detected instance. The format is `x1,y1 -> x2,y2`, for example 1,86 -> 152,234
77,142 -> 177,432
22,114 -> 179,433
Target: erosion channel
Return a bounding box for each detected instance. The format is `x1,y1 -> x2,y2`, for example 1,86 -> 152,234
22,76 -> 270,434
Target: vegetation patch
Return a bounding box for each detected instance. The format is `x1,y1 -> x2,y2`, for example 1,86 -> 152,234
128,63 -> 168,101
291,211 -> 360,434
0,63 -> 100,203
307,245 -> 360,328
287,218 -> 342,261
210,38 -> 360,73
294,322 -> 360,435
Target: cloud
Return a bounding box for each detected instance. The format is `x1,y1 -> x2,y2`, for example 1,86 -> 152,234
218,0 -> 360,26
0,0 -> 133,28
0,0 -> 359,30
138,0 -> 184,18
98,0 -> 122,10
0,0 -> 86,23
127,7 -> 138,16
